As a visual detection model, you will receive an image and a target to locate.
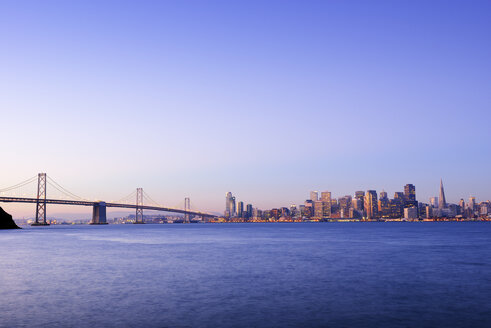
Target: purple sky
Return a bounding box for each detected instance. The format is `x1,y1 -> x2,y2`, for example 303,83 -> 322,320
1,0 -> 490,218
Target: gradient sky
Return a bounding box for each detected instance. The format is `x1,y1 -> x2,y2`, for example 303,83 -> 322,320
1,0 -> 490,218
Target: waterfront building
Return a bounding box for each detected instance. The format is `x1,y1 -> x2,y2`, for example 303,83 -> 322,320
364,190 -> 378,220
404,206 -> 418,220
404,184 -> 418,208
298,204 -> 305,218
339,196 -> 352,218
231,196 -> 236,217
237,201 -> 244,218
418,202 -> 428,218
246,204 -> 253,219
390,194 -> 405,218
459,199 -> 465,215
321,191 -> 332,218
349,207 -> 361,219
468,196 -> 476,212
225,192 -> 233,218
303,201 -> 313,218
425,205 -> 433,218
480,202 -> 490,217
378,192 -> 390,218
355,191 -> 365,211
313,201 -> 323,219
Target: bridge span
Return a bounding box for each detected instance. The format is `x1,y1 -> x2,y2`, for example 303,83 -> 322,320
0,173 -> 216,225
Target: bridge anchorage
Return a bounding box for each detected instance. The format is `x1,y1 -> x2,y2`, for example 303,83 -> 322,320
0,173 -> 216,225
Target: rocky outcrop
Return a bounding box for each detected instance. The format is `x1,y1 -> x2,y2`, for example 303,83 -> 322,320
0,206 -> 20,229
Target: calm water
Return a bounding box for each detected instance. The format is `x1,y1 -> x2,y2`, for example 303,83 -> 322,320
1,222 -> 490,328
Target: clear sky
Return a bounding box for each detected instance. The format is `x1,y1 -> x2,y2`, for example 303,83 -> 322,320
1,0 -> 490,218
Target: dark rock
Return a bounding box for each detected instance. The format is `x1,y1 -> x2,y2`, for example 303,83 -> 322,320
0,206 -> 20,229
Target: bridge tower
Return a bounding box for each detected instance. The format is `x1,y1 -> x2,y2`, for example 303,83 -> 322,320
184,197 -> 190,222
32,173 -> 49,226
135,188 -> 144,224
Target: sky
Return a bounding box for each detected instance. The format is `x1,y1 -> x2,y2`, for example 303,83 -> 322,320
1,0 -> 490,218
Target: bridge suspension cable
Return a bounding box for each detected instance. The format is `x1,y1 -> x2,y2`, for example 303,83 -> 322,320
46,176 -> 89,201
0,175 -> 38,193
115,190 -> 137,204
142,190 -> 161,207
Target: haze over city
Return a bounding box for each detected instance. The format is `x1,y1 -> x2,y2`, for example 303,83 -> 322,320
2,0 -> 490,217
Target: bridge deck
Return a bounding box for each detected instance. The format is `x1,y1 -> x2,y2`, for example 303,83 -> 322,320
0,196 -> 215,217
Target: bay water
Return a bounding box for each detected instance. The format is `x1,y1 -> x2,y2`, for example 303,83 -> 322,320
1,222 -> 490,327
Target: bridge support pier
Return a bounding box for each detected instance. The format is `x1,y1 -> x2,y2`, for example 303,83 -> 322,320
90,202 -> 108,225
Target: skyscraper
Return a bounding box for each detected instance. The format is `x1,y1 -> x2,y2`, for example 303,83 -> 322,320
246,204 -> 253,219
225,192 -> 236,218
468,196 -> 476,212
231,196 -> 236,217
355,191 -> 365,211
310,191 -> 319,202
404,184 -> 418,208
378,191 -> 390,218
439,179 -> 447,209
404,184 -> 416,202
364,190 -> 378,220
320,191 -> 332,217
225,192 -> 233,218
237,201 -> 244,218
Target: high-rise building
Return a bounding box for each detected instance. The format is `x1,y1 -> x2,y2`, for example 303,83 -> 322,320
303,201 -> 313,218
246,204 -> 253,219
237,201 -> 244,218
320,191 -> 331,202
339,196 -> 352,218
352,198 -> 363,211
403,184 -> 418,209
430,197 -> 438,208
290,205 -> 298,218
390,193 -> 405,218
439,179 -> 447,209
310,191 -> 319,202
225,192 -> 233,218
321,191 -> 332,218
394,192 -> 404,201
378,191 -> 390,218
355,191 -> 365,211
231,196 -> 236,217
404,184 -> 416,202
313,201 -> 323,219
468,197 -> 476,212
364,190 -> 378,220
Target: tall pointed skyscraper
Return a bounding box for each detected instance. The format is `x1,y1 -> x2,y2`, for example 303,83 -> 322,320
438,179 -> 447,209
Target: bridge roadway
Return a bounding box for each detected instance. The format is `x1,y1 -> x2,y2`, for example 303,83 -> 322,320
0,196 -> 216,223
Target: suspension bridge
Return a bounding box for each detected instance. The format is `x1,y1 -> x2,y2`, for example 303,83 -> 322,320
0,173 -> 216,225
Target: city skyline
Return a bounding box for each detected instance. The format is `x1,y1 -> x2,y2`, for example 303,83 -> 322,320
222,179 -> 490,221
1,174 -> 489,219
1,0 -> 490,215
